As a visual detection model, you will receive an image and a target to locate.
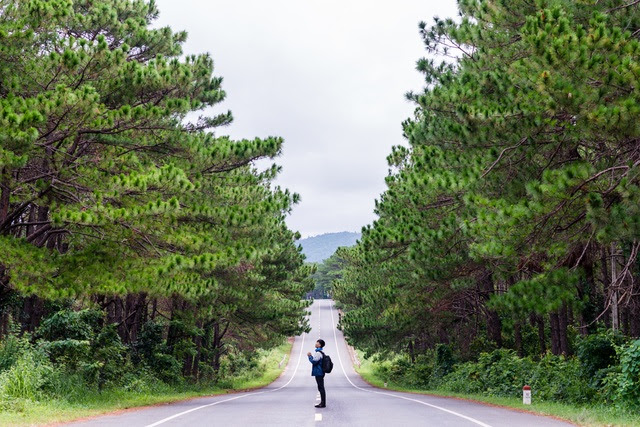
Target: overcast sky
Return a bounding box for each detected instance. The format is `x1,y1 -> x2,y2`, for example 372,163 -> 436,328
155,0 -> 459,238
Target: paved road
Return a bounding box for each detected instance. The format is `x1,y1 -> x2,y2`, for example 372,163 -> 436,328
69,300 -> 575,427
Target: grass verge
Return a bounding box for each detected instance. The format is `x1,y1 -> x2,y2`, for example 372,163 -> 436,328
354,352 -> 640,427
0,340 -> 293,427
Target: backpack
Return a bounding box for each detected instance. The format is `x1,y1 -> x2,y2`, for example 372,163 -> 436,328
319,351 -> 333,373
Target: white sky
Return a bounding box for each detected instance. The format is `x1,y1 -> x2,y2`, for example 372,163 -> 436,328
154,0 -> 459,237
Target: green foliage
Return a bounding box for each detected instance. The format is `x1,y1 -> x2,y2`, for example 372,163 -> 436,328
575,329 -> 624,387
308,252 -> 348,298
299,232 -> 360,263
379,349 -> 591,404
133,321 -> 181,384
31,309 -> 129,388
0,347 -> 55,404
617,339 -> 640,406
603,339 -> 640,408
372,355 -> 432,389
437,350 -> 534,396
216,350 -> 260,388
82,324 -> 128,388
335,5 -> 640,411
0,334 -> 31,372
36,309 -> 101,368
0,0 -> 312,392
433,344 -> 455,378
37,309 -> 103,342
0,333 -> 293,424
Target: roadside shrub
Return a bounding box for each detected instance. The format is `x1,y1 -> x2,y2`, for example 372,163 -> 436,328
39,339 -> 91,370
437,349 -> 589,404
576,329 -> 624,384
408,354 -> 434,388
37,309 -> 102,341
526,353 -> 590,404
433,344 -> 455,378
36,309 -> 130,389
436,359 -> 485,394
618,339 -> 640,404
133,321 -> 181,384
0,334 -> 31,372
0,349 -> 55,402
216,350 -> 262,388
81,324 -> 129,389
36,309 -> 102,368
368,354 -> 434,388
438,349 -> 532,396
219,350 -> 259,379
120,368 -> 165,394
603,339 -> 640,408
387,357 -> 412,383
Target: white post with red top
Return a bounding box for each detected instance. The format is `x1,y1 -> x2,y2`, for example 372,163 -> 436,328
522,385 -> 531,405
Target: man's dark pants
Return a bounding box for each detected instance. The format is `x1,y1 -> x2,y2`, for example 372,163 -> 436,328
315,374 -> 326,405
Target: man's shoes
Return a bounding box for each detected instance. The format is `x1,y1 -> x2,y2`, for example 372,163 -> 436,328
315,403 -> 326,408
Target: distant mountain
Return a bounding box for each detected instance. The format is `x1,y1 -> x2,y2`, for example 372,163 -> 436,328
298,232 -> 361,263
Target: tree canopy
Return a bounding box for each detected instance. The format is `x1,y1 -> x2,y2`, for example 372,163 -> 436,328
335,0 -> 640,360
0,0 -> 312,379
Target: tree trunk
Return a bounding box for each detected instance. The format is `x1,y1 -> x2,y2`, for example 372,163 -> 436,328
611,243 -> 621,331
480,273 -> 502,347
212,322 -> 221,372
549,311 -> 561,355
211,320 -> 230,374
558,305 -> 570,356
114,297 -> 123,334
21,294 -> 45,333
534,315 -> 546,354
600,248 -> 612,329
150,297 -> 158,321
167,296 -> 181,349
0,266 -> 12,339
0,168 -> 9,225
514,320 -> 523,357
631,300 -> 640,338
192,318 -> 203,379
579,258 -> 598,335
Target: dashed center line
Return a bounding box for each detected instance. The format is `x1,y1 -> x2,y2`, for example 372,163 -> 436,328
315,413 -> 323,422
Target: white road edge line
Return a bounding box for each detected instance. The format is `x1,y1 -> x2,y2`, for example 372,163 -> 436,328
329,301 -> 494,427
144,330 -> 307,427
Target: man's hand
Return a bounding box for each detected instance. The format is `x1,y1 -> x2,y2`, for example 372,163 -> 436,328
307,352 -> 312,356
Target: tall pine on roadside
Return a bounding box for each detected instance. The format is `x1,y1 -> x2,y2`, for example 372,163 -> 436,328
0,0 -> 312,378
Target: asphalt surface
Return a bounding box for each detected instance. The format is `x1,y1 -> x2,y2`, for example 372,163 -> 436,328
68,300 -> 575,427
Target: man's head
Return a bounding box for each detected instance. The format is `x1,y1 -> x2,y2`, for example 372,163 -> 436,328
316,339 -> 325,348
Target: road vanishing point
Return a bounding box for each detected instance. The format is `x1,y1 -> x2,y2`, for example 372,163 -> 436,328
68,300 -> 574,427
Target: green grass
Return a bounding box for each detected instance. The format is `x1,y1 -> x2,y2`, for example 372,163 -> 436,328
0,340 -> 293,427
222,340 -> 293,390
354,352 -> 640,427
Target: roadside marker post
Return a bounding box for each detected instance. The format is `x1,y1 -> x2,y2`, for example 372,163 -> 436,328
522,385 -> 531,405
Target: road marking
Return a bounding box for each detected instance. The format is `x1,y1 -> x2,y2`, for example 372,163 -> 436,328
317,301 -> 321,338
145,331 -> 307,427
278,353 -> 287,367
315,413 -> 323,421
329,302 -> 494,427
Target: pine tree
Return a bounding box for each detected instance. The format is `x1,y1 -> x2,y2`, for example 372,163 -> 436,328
0,0 -> 312,375
336,0 -> 640,360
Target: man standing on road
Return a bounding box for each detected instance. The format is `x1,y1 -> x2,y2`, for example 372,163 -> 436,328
307,339 -> 326,408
